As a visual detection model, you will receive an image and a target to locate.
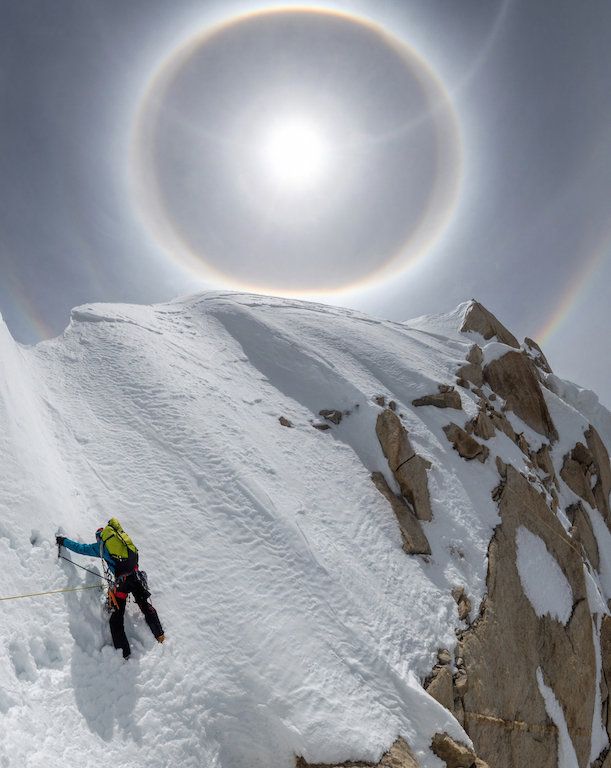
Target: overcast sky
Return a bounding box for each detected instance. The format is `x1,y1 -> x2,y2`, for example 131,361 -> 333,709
1,0 -> 610,408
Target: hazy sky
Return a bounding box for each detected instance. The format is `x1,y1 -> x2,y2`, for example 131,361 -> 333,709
1,0 -> 610,408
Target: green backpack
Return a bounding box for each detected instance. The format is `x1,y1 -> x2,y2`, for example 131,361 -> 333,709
101,518 -> 138,575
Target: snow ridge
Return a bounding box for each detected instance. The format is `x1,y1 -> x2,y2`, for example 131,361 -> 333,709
0,292 -> 608,768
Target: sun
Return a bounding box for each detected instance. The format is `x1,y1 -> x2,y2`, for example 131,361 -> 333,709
256,116 -> 332,193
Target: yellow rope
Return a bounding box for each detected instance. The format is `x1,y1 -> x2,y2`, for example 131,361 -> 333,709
0,584 -> 103,602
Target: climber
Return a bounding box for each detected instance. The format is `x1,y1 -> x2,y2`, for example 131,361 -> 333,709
56,518 -> 164,659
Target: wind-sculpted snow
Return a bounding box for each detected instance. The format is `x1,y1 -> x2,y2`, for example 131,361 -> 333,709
0,293 -> 609,768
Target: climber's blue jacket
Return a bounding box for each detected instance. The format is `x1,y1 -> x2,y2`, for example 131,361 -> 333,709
62,536 -> 116,574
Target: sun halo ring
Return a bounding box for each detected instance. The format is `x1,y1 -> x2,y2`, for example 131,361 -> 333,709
130,5 -> 463,296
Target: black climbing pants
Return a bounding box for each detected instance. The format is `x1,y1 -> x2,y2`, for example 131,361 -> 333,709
109,571 -> 164,658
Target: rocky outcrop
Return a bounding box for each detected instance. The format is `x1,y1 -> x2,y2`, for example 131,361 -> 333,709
431,733 -> 489,768
488,409 -> 516,442
412,385 -> 462,410
296,737 -> 422,768
585,425 -> 611,530
457,466 -> 596,768
484,351 -> 558,440
376,410 -> 433,521
460,301 -> 520,348
533,444 -> 557,488
371,472 -> 431,555
320,409 -> 343,425
566,502 -> 600,571
443,423 -> 489,463
560,426 -> 611,532
524,337 -> 553,374
467,411 -> 495,441
456,345 -> 484,389
301,304 -> 608,768
296,733 -> 490,768
452,586 -> 472,623
561,442 -> 598,508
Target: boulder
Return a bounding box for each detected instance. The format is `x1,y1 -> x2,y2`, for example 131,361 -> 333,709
466,346 -> 484,366
533,444 -> 557,486
376,409 -> 416,471
484,351 -> 558,440
425,665 -> 455,712
460,301 -> 520,348
430,733 -> 482,768
376,410 -> 433,521
458,466 -> 596,768
371,472 -> 431,555
470,411 -> 496,441
443,423 -> 489,464
452,586 -> 472,622
488,410 -> 517,442
457,345 -> 484,388
412,388 -> 462,410
319,409 -> 343,425
379,738 -> 422,768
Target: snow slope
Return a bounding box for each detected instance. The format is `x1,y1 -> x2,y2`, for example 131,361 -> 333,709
0,292 -> 609,768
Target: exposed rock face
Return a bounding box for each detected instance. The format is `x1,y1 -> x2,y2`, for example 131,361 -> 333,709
561,443 -> 598,508
585,425 -> 611,530
458,466 -> 596,768
371,472 -> 431,555
443,423 -> 489,463
301,303 -> 608,768
524,337 -> 553,374
602,616 -> 611,748
560,426 -> 611,532
533,444 -> 557,487
460,301 -> 520,348
484,351 -> 558,440
376,410 -> 433,521
566,502 -> 600,571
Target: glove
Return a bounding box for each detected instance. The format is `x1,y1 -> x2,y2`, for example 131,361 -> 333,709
56,535 -> 65,547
